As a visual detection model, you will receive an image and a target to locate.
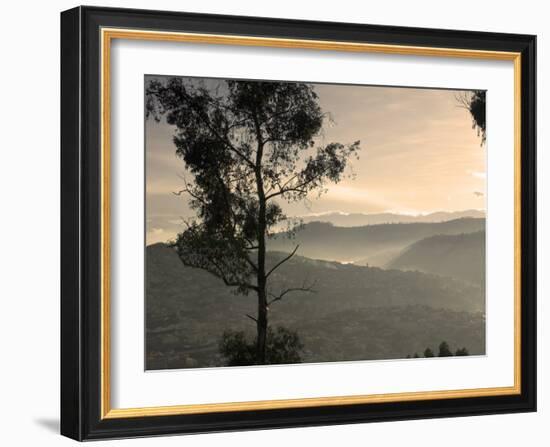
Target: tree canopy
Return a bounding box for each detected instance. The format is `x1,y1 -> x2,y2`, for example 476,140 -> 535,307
458,90 -> 486,144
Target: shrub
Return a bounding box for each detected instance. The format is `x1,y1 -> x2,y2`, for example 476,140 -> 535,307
219,326 -> 304,366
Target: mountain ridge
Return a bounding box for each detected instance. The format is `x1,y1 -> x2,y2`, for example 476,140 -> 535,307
387,230 -> 486,284
295,209 -> 485,227
269,217 -> 485,265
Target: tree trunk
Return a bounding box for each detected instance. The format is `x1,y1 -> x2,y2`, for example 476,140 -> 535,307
254,128 -> 268,364
255,185 -> 268,364
256,286 -> 268,364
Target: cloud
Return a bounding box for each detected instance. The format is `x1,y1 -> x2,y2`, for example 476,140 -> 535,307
146,226 -> 177,245
469,170 -> 487,179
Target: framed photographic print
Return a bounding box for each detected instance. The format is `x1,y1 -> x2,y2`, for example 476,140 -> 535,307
60,6 -> 536,441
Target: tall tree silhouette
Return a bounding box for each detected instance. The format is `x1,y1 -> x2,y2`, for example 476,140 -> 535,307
146,78 -> 360,364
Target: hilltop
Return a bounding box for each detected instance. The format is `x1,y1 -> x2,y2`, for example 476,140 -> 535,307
388,231 -> 486,284
269,217 -> 485,265
298,209 -> 485,227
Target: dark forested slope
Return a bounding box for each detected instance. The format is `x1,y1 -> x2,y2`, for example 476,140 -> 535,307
146,243 -> 485,369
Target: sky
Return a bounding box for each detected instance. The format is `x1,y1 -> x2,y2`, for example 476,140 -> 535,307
145,77 -> 486,245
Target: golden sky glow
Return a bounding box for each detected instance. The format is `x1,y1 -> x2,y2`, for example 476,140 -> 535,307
145,80 -> 486,245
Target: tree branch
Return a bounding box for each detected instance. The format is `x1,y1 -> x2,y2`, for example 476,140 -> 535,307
206,256 -> 258,291
173,173 -> 207,205
265,167 -> 330,200
243,255 -> 259,272
265,245 -> 299,279
267,280 -> 317,306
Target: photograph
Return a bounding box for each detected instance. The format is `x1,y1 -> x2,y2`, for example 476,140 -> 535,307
144,76 -> 487,370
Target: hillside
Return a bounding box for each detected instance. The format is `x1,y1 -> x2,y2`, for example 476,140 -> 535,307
269,217 -> 485,265
298,209 -> 485,227
387,231 -> 485,284
146,243 -> 485,369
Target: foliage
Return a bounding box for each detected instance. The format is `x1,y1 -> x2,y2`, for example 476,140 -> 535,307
219,326 -> 304,366
410,342 -> 469,359
457,90 -> 486,144
423,347 -> 435,358
438,341 -> 453,357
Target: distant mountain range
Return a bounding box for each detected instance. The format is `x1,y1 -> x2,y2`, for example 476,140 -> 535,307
388,231 -> 485,285
146,243 -> 485,370
297,209 -> 485,227
269,217 -> 485,266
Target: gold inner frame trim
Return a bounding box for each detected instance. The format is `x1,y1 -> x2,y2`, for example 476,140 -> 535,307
100,27 -> 522,419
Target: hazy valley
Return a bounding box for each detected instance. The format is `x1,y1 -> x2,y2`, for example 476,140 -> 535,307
146,213 -> 486,370
269,216 -> 485,266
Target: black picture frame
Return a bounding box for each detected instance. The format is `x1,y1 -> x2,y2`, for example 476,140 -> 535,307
61,5 -> 536,441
